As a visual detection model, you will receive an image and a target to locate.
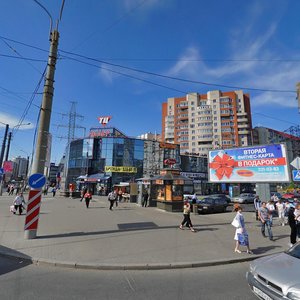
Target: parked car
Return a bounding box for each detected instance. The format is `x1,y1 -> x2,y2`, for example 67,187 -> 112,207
209,194 -> 231,204
246,242 -> 300,300
197,197 -> 228,214
232,193 -> 256,204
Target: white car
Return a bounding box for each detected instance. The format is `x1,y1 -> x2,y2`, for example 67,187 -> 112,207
232,193 -> 256,204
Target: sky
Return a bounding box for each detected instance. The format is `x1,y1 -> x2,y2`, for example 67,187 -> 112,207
0,0 -> 300,164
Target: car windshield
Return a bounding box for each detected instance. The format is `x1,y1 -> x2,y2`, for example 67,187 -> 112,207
286,244 -> 300,259
200,198 -> 214,204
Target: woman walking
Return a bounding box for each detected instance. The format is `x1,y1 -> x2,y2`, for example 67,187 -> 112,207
84,190 -> 92,208
233,204 -> 252,254
179,200 -> 195,232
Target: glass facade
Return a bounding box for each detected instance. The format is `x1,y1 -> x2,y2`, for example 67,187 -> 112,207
68,135 -> 145,188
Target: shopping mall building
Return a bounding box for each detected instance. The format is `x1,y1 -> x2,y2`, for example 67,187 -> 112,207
65,126 -> 208,195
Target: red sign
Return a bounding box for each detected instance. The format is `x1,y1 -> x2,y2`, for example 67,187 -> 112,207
164,158 -> 176,165
97,116 -> 112,126
3,161 -> 13,173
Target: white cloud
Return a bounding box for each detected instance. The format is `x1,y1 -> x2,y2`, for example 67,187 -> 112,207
165,19 -> 300,108
0,112 -> 33,130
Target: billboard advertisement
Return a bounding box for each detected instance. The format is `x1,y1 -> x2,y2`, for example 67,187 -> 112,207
208,144 -> 290,183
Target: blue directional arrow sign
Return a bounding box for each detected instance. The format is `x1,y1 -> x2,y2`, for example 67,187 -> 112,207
292,170 -> 300,182
28,173 -> 46,189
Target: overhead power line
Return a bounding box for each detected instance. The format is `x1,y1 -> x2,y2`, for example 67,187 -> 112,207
0,35 -> 297,94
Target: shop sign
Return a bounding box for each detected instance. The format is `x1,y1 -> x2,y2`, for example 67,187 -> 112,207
180,172 -> 207,179
105,166 -> 137,173
164,158 -> 176,165
89,128 -> 112,138
97,116 -> 112,126
208,144 -> 290,183
159,142 -> 177,149
3,161 -> 13,173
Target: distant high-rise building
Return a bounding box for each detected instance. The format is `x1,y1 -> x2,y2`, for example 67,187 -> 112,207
12,156 -> 29,179
162,90 -> 252,155
137,132 -> 161,141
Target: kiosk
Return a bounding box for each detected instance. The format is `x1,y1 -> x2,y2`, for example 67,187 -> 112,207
151,168 -> 193,212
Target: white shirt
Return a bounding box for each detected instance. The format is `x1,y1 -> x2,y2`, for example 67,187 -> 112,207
276,202 -> 285,212
13,195 -> 24,205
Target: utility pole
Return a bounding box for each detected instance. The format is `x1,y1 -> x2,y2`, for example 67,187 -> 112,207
4,132 -> 12,162
26,30 -> 59,240
32,30 -> 59,175
0,124 -> 9,166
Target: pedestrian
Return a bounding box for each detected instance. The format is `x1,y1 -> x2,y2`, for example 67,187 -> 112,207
266,199 -> 275,227
142,189 -> 149,207
83,189 -> 92,208
117,189 -> 123,204
13,192 -> 25,215
276,199 -> 286,226
254,195 -> 261,221
80,187 -> 87,202
258,202 -> 273,241
52,186 -> 56,197
294,203 -> 300,240
233,204 -> 252,254
179,200 -> 195,232
287,204 -> 297,247
9,185 -> 14,196
108,190 -> 117,210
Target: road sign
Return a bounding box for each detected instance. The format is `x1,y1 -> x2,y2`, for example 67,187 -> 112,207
292,170 -> 300,181
0,168 -> 3,175
290,157 -> 300,169
28,173 -> 46,189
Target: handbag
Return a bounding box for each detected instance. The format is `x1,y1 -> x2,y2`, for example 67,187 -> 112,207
237,233 -> 249,246
231,217 -> 239,228
10,205 -> 16,213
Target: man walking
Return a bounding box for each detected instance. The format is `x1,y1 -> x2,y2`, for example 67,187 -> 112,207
108,190 -> 117,210
258,202 -> 273,241
254,195 -> 261,221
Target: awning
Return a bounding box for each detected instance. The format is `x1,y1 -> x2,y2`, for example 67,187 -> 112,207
77,173 -> 111,183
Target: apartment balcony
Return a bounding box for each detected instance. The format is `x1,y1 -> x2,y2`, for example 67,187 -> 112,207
238,129 -> 250,134
237,124 -> 249,128
237,117 -> 248,122
237,112 -> 247,116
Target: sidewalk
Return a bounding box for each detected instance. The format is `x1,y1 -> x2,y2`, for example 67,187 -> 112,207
0,193 -> 291,270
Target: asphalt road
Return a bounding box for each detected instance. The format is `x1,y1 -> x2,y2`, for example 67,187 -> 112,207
0,256 -> 257,300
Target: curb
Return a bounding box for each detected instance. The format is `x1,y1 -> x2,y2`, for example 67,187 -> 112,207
0,249 -> 281,271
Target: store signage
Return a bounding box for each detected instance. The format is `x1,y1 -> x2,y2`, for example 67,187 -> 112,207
180,172 -> 207,179
164,158 -> 176,165
159,142 -> 177,149
184,151 -> 200,156
105,166 -> 137,173
3,161 -> 13,173
208,144 -> 290,183
89,128 -> 112,138
97,116 -> 112,126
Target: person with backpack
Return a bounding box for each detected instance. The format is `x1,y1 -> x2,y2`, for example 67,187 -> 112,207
108,190 -> 117,210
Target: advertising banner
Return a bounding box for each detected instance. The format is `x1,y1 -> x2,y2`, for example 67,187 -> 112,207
208,144 -> 290,183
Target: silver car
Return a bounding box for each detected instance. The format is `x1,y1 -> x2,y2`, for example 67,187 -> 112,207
232,193 -> 256,204
246,243 -> 300,300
